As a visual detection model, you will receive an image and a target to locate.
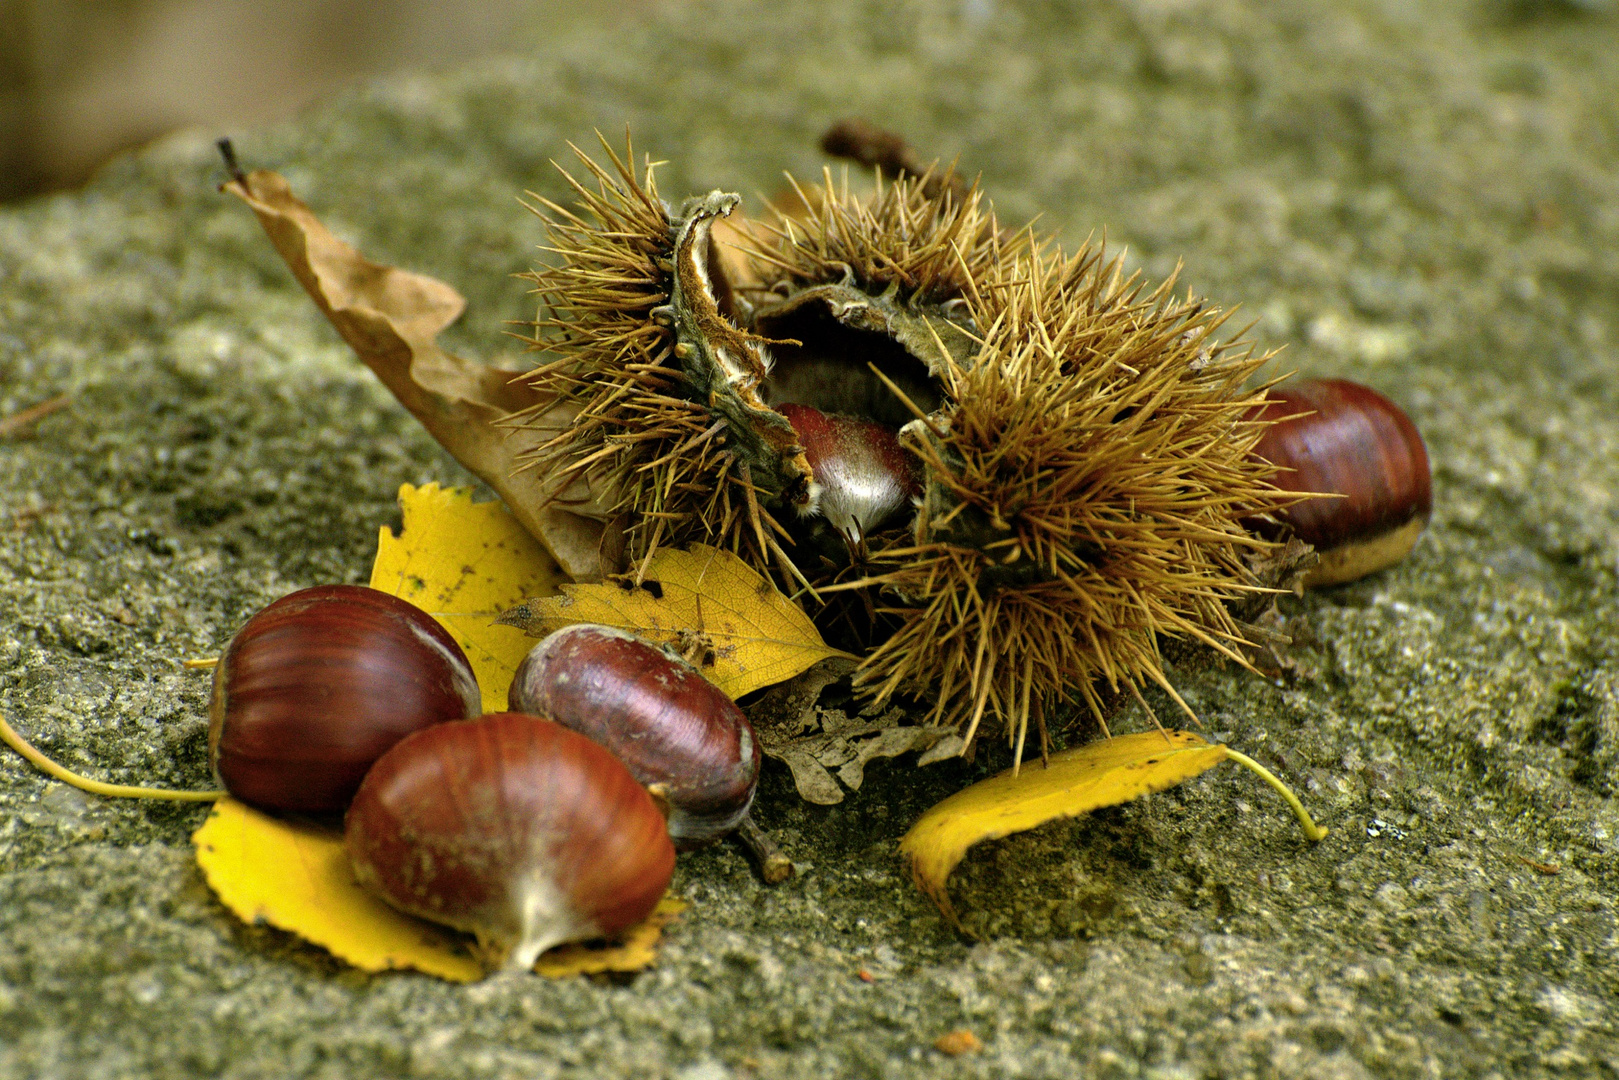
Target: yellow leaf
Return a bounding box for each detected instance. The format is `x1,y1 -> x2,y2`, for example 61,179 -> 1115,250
194,797 -> 482,981
193,797 -> 686,981
501,544 -> 855,700
899,731 -> 1230,931
533,897 -> 688,979
369,482 -> 566,712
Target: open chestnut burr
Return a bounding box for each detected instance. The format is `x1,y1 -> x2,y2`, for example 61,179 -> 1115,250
208,584 -> 482,814
508,624 -> 760,850
345,712 -> 676,971
1248,378 -> 1432,586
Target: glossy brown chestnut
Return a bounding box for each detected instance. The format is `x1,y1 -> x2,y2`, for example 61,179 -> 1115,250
208,584 -> 481,814
345,712 -> 675,971
508,624 -> 759,850
777,403 -> 923,545
1248,378 -> 1432,587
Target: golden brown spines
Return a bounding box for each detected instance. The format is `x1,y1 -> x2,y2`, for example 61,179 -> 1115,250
511,141 -> 812,586
838,245 -> 1287,758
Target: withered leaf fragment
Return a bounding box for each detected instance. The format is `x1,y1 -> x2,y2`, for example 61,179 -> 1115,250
747,663 -> 954,805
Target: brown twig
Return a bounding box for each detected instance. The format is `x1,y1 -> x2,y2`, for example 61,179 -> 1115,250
733,814 -> 794,884
216,138 -> 247,187
1512,853 -> 1561,876
0,394 -> 71,438
819,119 -> 968,202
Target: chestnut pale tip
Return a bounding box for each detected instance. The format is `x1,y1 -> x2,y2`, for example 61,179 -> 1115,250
345,712 -> 675,972
776,403 -> 922,544
1249,378 -> 1432,587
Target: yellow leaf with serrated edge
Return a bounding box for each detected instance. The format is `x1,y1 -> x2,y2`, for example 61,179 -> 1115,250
502,544 -> 856,700
369,482 -> 566,712
193,797 -> 686,981
900,731 -> 1230,931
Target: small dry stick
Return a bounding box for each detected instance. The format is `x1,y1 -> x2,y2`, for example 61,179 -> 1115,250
819,119 -> 968,202
216,138 -> 247,186
733,814 -> 794,884
0,394 -> 71,438
1511,853 -> 1561,876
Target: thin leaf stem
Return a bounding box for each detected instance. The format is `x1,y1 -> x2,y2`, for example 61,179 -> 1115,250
1222,748 -> 1328,842
0,713 -> 223,803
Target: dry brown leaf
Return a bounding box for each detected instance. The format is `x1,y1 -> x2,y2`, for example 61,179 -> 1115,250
744,659 -> 955,804
500,544 -> 855,700
223,168 -> 617,580
761,707 -> 955,806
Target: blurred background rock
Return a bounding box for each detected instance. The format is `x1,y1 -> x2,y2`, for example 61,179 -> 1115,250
0,0 -> 640,202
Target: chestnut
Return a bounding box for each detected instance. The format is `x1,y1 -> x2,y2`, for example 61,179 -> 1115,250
1248,378 -> 1432,586
777,403 -> 923,545
508,624 -> 759,850
345,712 -> 675,971
209,584 -> 481,814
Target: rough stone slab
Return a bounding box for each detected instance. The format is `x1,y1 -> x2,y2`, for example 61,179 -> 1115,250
3,1 -> 1618,1077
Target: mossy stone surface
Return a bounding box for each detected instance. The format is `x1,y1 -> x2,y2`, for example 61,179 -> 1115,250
3,1 -> 1619,1076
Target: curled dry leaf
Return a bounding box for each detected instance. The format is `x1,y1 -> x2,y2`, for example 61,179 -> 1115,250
193,797 -> 686,981
499,544 -> 856,701
222,168 -> 616,580
902,732 -> 1231,933
369,483 -> 565,712
899,730 -> 1327,932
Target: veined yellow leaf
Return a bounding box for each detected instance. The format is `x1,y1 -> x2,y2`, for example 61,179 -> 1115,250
900,731 -> 1230,931
369,482 -> 566,712
194,797 -> 483,981
501,544 -> 855,700
193,798 -> 685,981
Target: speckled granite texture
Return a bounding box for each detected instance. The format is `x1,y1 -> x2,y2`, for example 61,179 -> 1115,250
3,1 -> 1618,1077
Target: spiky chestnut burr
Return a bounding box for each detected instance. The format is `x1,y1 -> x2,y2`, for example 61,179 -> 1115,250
511,139 -> 1293,758
830,246 -> 1289,759
745,166 -> 1018,430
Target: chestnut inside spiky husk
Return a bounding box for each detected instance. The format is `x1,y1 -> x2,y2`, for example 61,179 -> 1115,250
512,138 -> 1289,757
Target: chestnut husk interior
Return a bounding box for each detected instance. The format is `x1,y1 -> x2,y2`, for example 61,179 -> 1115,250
754,293 -> 945,426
